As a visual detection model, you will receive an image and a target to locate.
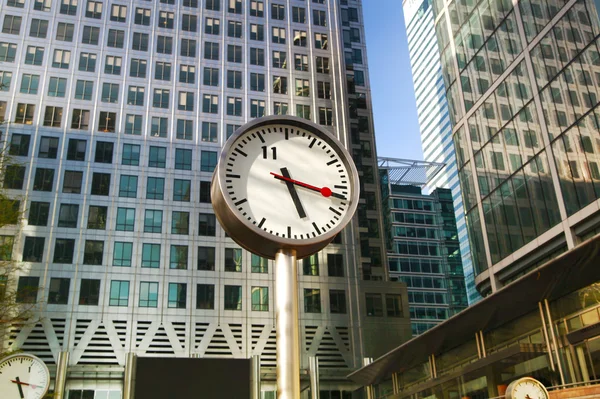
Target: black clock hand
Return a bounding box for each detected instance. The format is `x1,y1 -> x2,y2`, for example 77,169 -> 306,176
14,376 -> 25,399
280,167 -> 307,218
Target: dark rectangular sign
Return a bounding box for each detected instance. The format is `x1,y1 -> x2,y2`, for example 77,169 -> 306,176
134,357 -> 251,399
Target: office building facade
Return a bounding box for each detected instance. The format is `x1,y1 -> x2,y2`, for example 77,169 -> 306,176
402,0 -> 479,304
0,0 -> 410,397
429,0 -> 600,295
380,158 -> 468,336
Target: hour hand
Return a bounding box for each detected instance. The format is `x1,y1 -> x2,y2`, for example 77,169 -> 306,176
280,167 -> 307,218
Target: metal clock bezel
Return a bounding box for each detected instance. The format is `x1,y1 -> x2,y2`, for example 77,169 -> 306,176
211,115 -> 360,259
0,352 -> 51,398
505,376 -> 550,399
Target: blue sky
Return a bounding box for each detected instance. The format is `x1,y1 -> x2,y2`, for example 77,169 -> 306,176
363,0 -> 424,160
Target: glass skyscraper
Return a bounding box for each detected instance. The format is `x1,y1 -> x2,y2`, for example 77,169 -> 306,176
402,0 -> 480,304
0,0 -> 411,396
431,0 -> 600,295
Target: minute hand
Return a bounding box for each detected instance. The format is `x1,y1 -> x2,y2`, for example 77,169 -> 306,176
270,172 -> 346,200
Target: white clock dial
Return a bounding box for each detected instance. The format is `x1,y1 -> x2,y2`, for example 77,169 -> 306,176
0,354 -> 50,399
506,377 -> 549,399
224,124 -> 351,240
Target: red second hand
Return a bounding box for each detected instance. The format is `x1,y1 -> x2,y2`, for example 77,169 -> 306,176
270,172 -> 332,197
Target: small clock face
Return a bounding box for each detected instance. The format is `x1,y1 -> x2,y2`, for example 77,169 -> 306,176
0,354 -> 50,399
506,377 -> 549,399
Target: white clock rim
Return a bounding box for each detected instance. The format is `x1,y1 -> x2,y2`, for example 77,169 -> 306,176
0,352 -> 51,395
506,376 -> 550,399
213,115 -> 360,259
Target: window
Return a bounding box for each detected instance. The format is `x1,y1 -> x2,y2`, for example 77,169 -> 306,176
0,71 -> 11,92
116,207 -> 135,231
20,74 -> 40,94
153,89 -> 170,108
315,33 -> 328,49
23,237 -> 44,262
119,175 -> 138,198
87,205 -> 107,229
168,283 -> 187,308
205,42 -> 219,60
60,0 -> 77,14
3,15 -> 22,35
201,122 -> 218,143
250,0 -> 263,17
251,287 -> 268,311
16,277 -> 39,303
48,77 -> 67,97
79,279 -> 100,306
178,91 -> 194,111
158,11 -> 174,28
227,97 -> 242,116
272,4 -> 284,20
47,278 -> 70,305
101,83 -> 119,103
274,101 -> 288,115
228,20 -> 242,38
224,285 -> 242,310
227,44 -> 242,63
170,245 -> 188,270
250,24 -> 264,41
272,27 -> 286,44
66,139 -> 86,161
146,177 -> 165,199
127,86 -> 144,106
319,107 -> 333,126
197,247 -> 215,270
58,204 -> 78,227
156,36 -> 173,54
109,4 -> 126,22
206,0 -> 220,10
365,293 -> 383,316
330,290 -> 346,314
86,1 -> 102,18
139,282 -> 159,307
296,104 -> 310,119
198,213 -> 216,236
43,106 -> 63,127
313,10 -> 327,26
201,150 -> 218,172
109,280 -> 130,306
30,19 -> 48,38
62,171 -> 83,194
205,17 -> 220,35
304,289 -> 321,313
24,46 -> 44,66
272,51 -> 287,69
316,56 -> 329,73
98,111 -> 116,132
227,70 -> 242,89
9,134 -> 30,156
71,109 -> 90,130
293,30 -> 307,46
295,54 -> 308,71
82,25 -> 100,44
95,141 -> 113,164
327,254 -> 344,277
250,99 -> 265,118
175,119 -> 193,140
34,0 -> 52,11
130,59 -> 147,78
250,73 -> 265,92
141,243 -> 160,268
150,117 -> 168,138
251,254 -> 268,273
79,52 -> 96,72
386,294 -> 403,317
292,7 -> 306,23
226,124 -> 240,139
295,78 -> 309,96
38,136 -> 59,158
199,181 -> 212,203
228,0 -> 241,14
135,7 -> 150,25
83,240 -> 103,265
225,248 -> 242,272
202,94 -> 219,113
53,238 -> 75,263
171,212 -> 190,235
7,0 -> 25,7
132,32 -> 149,51
317,81 -> 331,100
33,168 -> 54,191
28,202 -> 50,226
155,62 -> 171,81
181,65 -> 196,84
0,42 -> 17,62
0,236 -> 13,260
273,76 -> 287,94
196,284 -> 214,309
3,165 -> 25,190
181,39 -> 196,57
173,179 -> 191,202
182,14 -> 198,32
105,56 -> 122,75
122,143 -> 140,165
144,209 -> 163,233
107,29 -> 124,48
174,149 -> 192,171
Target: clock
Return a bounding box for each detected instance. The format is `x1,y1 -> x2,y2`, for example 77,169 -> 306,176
0,353 -> 50,399
505,377 -> 549,399
211,115 -> 359,259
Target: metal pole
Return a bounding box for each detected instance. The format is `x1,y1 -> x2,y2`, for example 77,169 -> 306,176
363,358 -> 374,399
123,352 -> 137,399
275,248 -> 300,399
251,355 -> 261,399
54,351 -> 69,399
309,356 -> 320,399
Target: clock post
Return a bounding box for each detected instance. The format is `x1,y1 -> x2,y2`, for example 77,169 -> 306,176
211,116 -> 360,399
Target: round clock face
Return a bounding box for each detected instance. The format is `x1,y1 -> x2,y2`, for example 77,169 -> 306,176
0,353 -> 50,399
506,377 -> 549,399
212,116 -> 359,258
